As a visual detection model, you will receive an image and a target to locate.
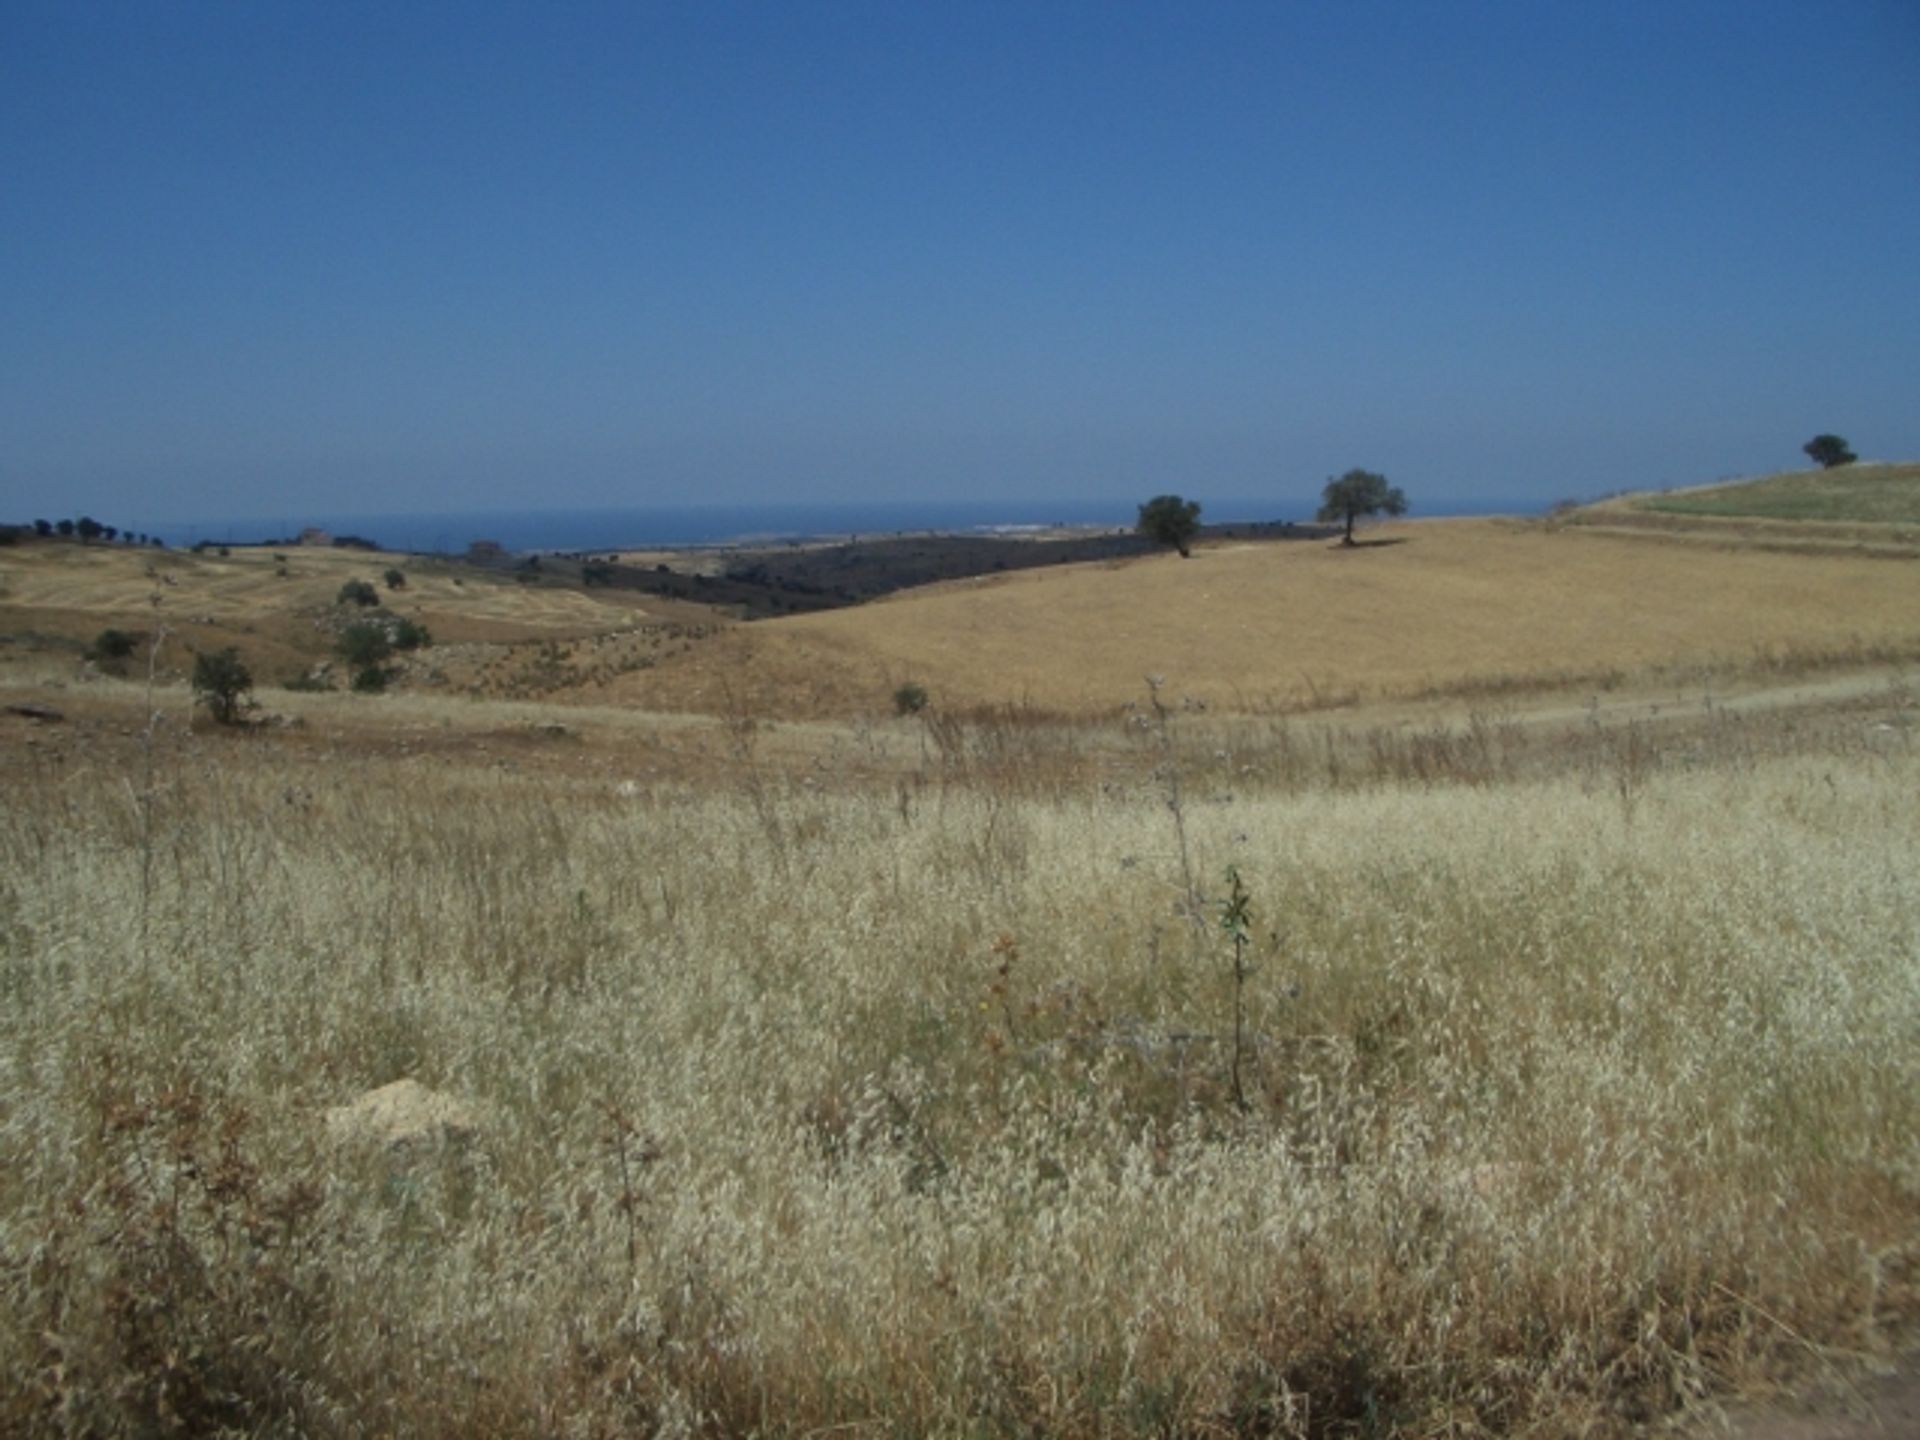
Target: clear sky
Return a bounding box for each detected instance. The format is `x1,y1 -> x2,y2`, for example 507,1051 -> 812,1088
4,0 -> 1917,529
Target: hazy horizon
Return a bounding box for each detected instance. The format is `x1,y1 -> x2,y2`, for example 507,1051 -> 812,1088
5,3 -> 1916,531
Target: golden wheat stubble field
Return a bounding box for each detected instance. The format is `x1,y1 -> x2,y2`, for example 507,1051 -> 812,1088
604,518 -> 1920,718
2,523 -> 1919,1437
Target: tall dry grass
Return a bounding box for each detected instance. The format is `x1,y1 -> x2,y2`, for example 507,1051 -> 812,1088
1,690 -> 1916,1436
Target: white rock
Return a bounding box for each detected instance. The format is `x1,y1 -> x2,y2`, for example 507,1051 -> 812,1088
325,1078 -> 481,1152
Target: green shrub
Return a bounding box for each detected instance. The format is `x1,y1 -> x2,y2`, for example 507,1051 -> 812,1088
390,618 -> 431,651
384,568 -> 406,590
90,628 -> 139,662
893,681 -> 930,716
337,622 -> 393,668
350,664 -> 390,694
191,648 -> 254,725
337,580 -> 379,607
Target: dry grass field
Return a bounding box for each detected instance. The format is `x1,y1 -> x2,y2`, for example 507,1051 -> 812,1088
2,502 -> 1918,1437
603,517 -> 1920,717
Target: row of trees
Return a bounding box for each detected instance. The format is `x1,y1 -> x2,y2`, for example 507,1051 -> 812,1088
28,517 -> 164,546
1138,469 -> 1409,557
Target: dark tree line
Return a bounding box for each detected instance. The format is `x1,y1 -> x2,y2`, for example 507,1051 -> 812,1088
27,516 -> 164,547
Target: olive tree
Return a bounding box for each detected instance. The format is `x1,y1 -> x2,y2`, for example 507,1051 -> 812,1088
1317,469 -> 1408,546
1802,434 -> 1856,469
1137,494 -> 1203,558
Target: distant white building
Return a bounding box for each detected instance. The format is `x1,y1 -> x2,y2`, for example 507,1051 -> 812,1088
298,527 -> 333,547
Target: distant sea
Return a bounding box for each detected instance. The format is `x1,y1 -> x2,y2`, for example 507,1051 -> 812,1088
161,494 -> 1534,555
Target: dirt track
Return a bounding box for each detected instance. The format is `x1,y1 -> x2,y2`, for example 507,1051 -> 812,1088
1690,1350 -> 1920,1439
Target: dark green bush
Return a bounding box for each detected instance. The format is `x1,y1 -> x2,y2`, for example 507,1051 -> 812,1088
337,579 -> 379,607
191,648 -> 254,725
90,628 -> 139,662
337,622 -> 393,668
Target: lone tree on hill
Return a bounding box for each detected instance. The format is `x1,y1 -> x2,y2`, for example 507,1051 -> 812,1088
1137,494 -> 1203,558
1803,434 -> 1856,469
1318,469 -> 1408,546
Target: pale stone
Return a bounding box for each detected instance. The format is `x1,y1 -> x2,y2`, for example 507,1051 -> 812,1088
325,1078 -> 481,1152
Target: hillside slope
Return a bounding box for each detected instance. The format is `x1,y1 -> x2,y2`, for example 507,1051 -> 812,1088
602,517 -> 1920,717
1634,461 -> 1920,524
1564,462 -> 1920,555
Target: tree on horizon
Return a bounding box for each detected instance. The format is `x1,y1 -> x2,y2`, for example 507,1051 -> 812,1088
1803,434 -> 1856,469
1137,494 -> 1202,557
1317,469 -> 1408,545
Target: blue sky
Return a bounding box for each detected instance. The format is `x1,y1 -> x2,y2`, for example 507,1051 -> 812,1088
4,1 -> 1917,529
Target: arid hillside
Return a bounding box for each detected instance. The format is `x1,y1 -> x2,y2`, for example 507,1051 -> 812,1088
600,517 -> 1920,717
7,512 -> 1918,722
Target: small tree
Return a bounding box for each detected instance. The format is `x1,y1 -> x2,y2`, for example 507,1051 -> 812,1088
1137,494 -> 1203,558
1803,434 -> 1856,469
1318,468 -> 1408,545
191,648 -> 254,725
33,519 -> 51,536
384,567 -> 406,590
337,579 -> 379,607
56,519 -> 74,537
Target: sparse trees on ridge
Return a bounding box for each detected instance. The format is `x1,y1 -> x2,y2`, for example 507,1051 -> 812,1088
1137,494 -> 1203,558
1318,469 -> 1408,546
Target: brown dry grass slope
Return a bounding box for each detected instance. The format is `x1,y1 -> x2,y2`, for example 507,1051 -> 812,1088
608,518 -> 1920,717
0,541 -> 671,640
0,540 -> 695,689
